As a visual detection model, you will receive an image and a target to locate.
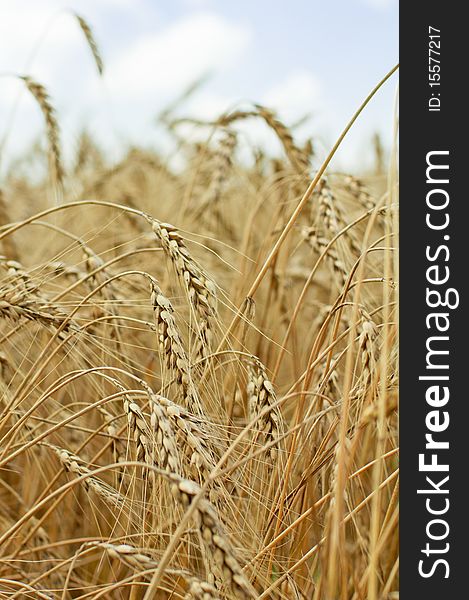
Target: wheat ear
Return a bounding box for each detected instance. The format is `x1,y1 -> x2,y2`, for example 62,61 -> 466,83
168,474 -> 254,598
148,275 -> 200,412
74,13 -> 104,75
20,76 -> 63,189
148,218 -> 217,360
43,443 -> 126,510
246,358 -> 284,462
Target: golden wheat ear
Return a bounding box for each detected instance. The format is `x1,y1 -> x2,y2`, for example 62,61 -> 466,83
73,13 -> 104,76
20,76 -> 63,190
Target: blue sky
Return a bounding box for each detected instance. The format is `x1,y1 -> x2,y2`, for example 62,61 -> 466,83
0,0 -> 398,173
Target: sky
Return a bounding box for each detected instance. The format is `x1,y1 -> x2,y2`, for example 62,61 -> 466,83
0,0 -> 398,174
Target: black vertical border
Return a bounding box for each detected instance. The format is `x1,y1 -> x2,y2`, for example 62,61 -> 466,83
400,3 -> 466,597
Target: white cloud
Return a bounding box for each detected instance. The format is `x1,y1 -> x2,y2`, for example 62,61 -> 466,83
92,12 -> 251,158
178,0 -> 214,7
105,13 -> 251,99
263,70 -> 322,122
360,0 -> 398,10
184,91 -> 234,121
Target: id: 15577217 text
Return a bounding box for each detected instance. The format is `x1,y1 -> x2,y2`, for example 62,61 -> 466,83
428,26 -> 441,112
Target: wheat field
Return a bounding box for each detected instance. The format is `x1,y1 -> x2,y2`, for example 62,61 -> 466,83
0,15 -> 398,600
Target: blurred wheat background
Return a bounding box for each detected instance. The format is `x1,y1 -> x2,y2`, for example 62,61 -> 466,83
0,4 -> 398,599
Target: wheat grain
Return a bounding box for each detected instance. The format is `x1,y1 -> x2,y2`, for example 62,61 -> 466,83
145,389 -> 182,475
